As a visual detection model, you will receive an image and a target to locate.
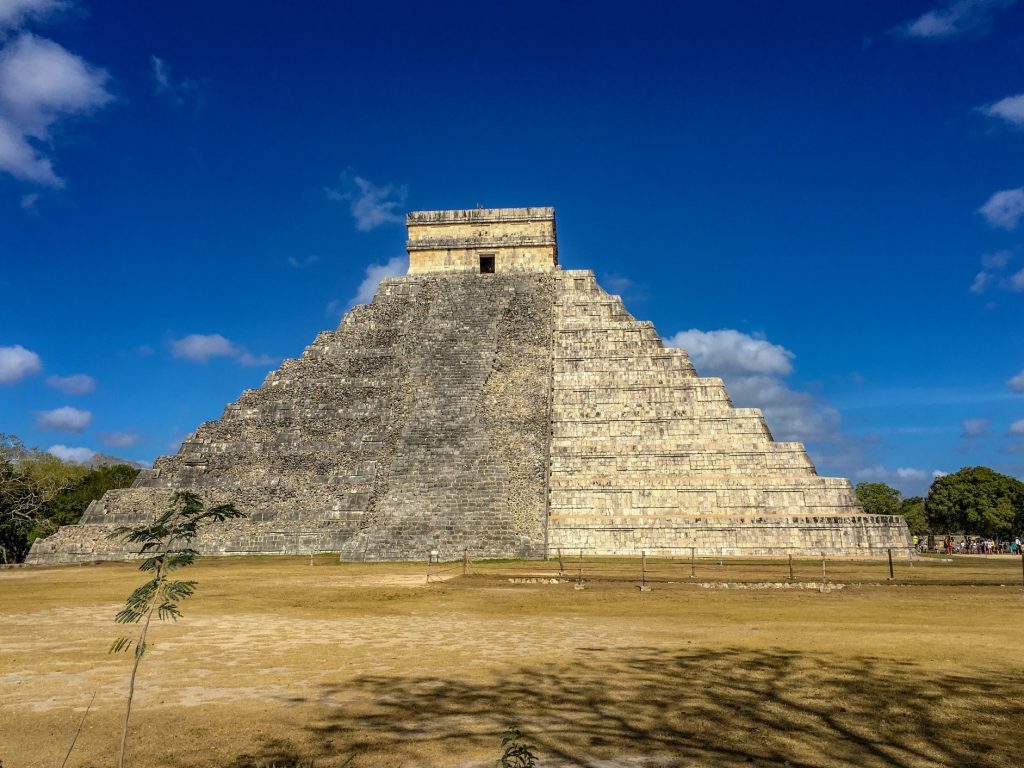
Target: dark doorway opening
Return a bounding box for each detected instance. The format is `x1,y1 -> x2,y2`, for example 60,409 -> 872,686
479,255 -> 495,274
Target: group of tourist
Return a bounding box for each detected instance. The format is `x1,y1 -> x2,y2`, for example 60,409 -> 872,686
916,536 -> 1024,555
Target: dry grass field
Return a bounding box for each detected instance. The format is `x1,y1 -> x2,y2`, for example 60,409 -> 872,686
1,555 -> 1023,768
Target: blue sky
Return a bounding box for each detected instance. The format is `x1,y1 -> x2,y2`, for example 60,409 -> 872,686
2,0 -> 1024,495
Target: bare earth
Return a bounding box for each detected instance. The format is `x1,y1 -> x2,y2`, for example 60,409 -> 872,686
1,556 -> 1022,768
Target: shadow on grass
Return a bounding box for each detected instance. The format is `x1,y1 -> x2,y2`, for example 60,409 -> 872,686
229,646 -> 1021,767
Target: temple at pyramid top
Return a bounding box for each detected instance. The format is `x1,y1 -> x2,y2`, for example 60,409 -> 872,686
406,206 -> 558,274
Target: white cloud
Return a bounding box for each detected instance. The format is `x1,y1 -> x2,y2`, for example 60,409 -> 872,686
933,469 -> 949,478
1007,419 -> 1024,435
287,254 -> 319,269
665,328 -> 838,441
852,464 -> 937,494
896,467 -> 930,481
0,0 -> 63,31
46,444 -> 95,463
961,418 -> 989,438
1009,370 -> 1024,393
169,333 -> 276,367
36,405 -> 91,432
170,333 -> 238,362
237,351 -> 276,367
666,329 -> 794,377
0,33 -> 113,186
0,343 -> 41,383
1005,268 -> 1024,292
19,190 -> 38,210
855,465 -> 929,483
46,372 -> 94,394
896,0 -> 1016,39
325,172 -> 407,231
100,430 -> 138,448
982,93 -> 1024,126
349,255 -> 408,307
982,249 -> 1012,269
969,271 -> 992,294
978,187 -> 1024,230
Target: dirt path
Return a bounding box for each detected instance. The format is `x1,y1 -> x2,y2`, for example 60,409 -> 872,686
1,558 -> 1022,767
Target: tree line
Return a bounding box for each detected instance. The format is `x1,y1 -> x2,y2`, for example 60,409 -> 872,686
856,466 -> 1024,539
0,433 -> 139,563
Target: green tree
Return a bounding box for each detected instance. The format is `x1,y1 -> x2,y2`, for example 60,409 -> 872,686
898,496 -> 928,536
110,491 -> 245,768
31,463 -> 140,542
0,434 -> 86,562
855,482 -> 903,517
925,466 -> 1024,539
0,434 -> 139,562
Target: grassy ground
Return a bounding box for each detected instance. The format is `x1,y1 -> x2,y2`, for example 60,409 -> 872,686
1,555 -> 1022,768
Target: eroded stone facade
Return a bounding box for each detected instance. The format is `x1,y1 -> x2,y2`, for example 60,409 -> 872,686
27,207 -> 911,564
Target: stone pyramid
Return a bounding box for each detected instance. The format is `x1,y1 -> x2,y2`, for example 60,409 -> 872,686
28,207 -> 910,564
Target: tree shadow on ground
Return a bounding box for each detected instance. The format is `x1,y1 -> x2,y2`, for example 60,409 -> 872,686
229,646 -> 1022,767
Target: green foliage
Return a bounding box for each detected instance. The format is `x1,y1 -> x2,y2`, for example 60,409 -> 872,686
925,466 -> 1024,538
855,482 -> 903,517
0,433 -> 138,562
110,491 -> 246,768
498,725 -> 538,768
898,496 -> 928,536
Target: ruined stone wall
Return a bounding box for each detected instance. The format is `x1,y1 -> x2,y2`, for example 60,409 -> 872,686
546,271 -> 912,557
28,272 -> 555,564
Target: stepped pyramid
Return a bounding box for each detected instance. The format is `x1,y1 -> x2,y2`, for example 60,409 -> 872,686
28,207 -> 911,564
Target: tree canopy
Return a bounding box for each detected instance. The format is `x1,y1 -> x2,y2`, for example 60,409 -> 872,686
925,466 -> 1024,539
0,433 -> 139,563
854,482 -> 903,517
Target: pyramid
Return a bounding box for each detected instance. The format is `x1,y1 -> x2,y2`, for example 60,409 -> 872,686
28,207 -> 911,564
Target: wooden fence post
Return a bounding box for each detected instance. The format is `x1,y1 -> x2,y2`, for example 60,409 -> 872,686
690,546 -> 696,579
463,548 -> 469,576
575,549 -> 584,590
887,548 -> 894,580
640,550 -> 650,591
788,553 -> 794,581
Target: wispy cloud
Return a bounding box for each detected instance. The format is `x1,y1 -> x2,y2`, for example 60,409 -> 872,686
46,372 -> 94,394
1009,369 -> 1024,392
36,405 -> 91,432
853,464 -> 943,494
349,255 -> 408,309
0,33 -> 113,186
0,0 -> 64,32
287,254 -> 319,269
980,93 -> 1024,127
19,191 -> 39,211
169,333 -> 276,367
47,444 -> 95,463
1006,419 -> 1024,435
895,0 -> 1017,39
665,328 -> 838,442
969,249 -> 1016,294
325,171 -> 407,231
100,430 -> 138,448
150,55 -> 203,111
979,187 -> 1024,230
0,343 -> 41,383
961,418 -> 990,438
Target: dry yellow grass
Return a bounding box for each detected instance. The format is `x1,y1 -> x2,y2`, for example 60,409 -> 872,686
1,555 -> 1022,768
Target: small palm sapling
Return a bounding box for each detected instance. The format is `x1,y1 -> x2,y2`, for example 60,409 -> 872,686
110,491 -> 245,768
